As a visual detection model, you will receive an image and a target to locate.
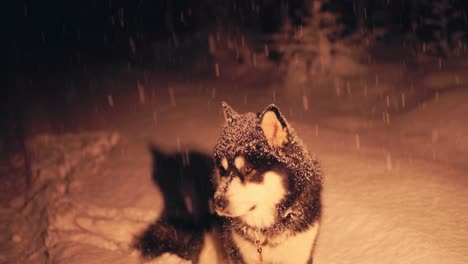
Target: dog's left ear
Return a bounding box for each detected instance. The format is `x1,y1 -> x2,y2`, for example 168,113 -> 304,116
260,104 -> 289,148
222,101 -> 240,125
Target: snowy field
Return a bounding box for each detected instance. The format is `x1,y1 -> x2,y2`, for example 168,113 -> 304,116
2,60 -> 468,264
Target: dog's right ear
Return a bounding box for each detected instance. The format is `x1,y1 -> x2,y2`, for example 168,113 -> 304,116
222,101 -> 239,124
260,104 -> 289,148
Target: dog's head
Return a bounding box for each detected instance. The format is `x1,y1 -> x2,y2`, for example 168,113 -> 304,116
212,102 -> 294,228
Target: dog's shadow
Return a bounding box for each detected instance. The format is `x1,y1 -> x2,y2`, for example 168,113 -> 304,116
134,145 -> 215,261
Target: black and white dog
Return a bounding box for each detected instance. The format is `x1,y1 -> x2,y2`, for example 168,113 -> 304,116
213,102 -> 322,263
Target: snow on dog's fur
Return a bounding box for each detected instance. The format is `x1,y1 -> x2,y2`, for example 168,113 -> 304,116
213,102 -> 322,263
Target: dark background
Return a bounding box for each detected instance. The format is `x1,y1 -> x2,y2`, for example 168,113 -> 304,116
4,0 -> 468,157
8,0 -> 468,71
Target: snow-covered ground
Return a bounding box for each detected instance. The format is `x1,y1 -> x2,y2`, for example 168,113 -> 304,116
2,57 -> 468,264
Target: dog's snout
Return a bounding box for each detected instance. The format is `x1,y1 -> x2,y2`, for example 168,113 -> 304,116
214,196 -> 228,210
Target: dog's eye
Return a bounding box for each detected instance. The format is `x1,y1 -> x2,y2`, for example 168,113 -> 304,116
245,165 -> 252,173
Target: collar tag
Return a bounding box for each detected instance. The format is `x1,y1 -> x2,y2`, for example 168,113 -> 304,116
254,230 -> 264,263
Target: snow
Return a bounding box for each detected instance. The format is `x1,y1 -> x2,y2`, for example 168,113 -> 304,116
2,57 -> 468,264
371,89 -> 468,168
313,136 -> 468,262
2,132 -> 132,263
422,71 -> 468,90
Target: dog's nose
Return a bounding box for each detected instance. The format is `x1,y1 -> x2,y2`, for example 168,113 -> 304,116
214,196 -> 228,211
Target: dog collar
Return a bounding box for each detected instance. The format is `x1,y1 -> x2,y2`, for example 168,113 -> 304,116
254,230 -> 264,262
235,209 -> 300,262
238,217 -> 290,263
232,202 -> 308,263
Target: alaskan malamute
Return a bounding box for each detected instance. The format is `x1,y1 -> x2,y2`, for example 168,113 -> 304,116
213,102 -> 322,263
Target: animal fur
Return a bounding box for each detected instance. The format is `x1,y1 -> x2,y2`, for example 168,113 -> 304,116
213,102 -> 322,263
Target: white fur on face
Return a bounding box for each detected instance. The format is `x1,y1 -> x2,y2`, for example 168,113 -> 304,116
232,221 -> 320,264
234,156 -> 245,170
221,157 -> 228,170
225,171 -> 286,228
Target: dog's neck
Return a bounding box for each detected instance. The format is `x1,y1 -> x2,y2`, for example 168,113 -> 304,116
231,183 -> 319,246
232,205 -> 301,247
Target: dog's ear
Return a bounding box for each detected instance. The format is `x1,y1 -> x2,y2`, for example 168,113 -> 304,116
222,101 -> 239,124
260,104 -> 289,148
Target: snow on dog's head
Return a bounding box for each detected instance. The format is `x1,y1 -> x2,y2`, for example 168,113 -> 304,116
213,102 -> 318,228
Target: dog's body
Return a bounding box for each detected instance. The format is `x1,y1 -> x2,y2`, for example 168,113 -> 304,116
136,103 -> 322,264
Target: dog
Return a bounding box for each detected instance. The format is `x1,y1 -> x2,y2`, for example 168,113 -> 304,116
213,102 -> 322,263
135,102 -> 322,264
